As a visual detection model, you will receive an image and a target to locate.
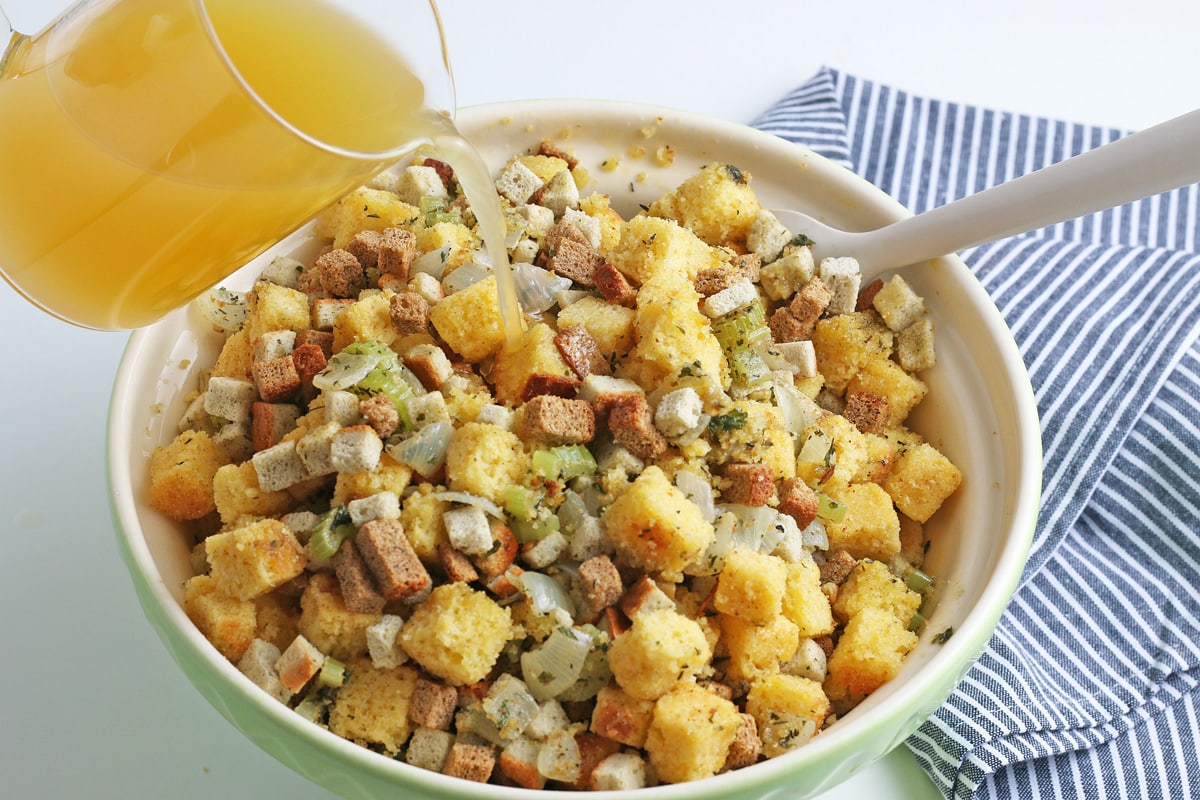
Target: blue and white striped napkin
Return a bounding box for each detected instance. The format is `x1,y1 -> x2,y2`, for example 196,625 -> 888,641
754,67 -> 1200,799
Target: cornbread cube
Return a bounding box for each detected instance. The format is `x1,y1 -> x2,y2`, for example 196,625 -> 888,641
745,673 -> 831,757
608,214 -> 724,287
332,292 -> 397,352
872,275 -> 926,331
824,607 -> 918,709
149,431 -> 223,520
795,414 -> 871,488
643,682 -> 742,783
567,318 -> 629,374
332,452 -> 413,506
399,582 -> 513,686
708,400 -> 796,483
183,574 -> 256,662
236,638 -> 291,703
590,685 -> 656,747
897,317 -> 937,373
882,442 -> 963,523
429,275 -> 512,363
320,187 -> 422,249
418,221 -> 478,273
719,613 -> 801,683
781,560 -> 835,638
327,659 -> 419,756
445,422 -> 529,505
646,162 -> 762,247
205,518 -> 307,601
601,466 -> 715,577
254,590 -> 303,652
245,280 -> 312,341
824,482 -> 902,561
298,571 -> 378,661
847,357 -> 928,425
491,323 -> 575,405
399,485 -> 451,562
834,559 -> 922,624
620,278 -> 724,398
608,608 -> 712,700
405,727 -> 454,772
713,549 -> 788,625
210,327 -> 254,379
811,312 -> 894,394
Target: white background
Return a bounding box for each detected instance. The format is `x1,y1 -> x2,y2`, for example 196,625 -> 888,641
2,1 -> 1198,797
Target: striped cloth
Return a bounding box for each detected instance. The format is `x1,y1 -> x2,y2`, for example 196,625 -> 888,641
753,67 -> 1200,799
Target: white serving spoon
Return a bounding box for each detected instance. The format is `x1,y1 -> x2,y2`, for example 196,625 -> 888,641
773,107 -> 1200,272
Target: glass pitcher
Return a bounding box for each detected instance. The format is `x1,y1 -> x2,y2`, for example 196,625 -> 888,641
0,0 -> 454,330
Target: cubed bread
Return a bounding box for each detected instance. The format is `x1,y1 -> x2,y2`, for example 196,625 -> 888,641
444,422 -> 529,505
205,519 -> 307,601
182,574 -> 256,662
646,162 -> 762,248
332,292 -> 397,352
298,571 -> 378,661
833,559 -> 922,624
149,431 -> 224,520
619,277 -> 724,395
212,461 -> 294,525
556,295 -> 636,356
327,659 -> 419,755
744,673 -> 831,757
608,607 -> 712,700
823,482 -> 902,562
601,466 -> 714,577
882,442 -> 963,523
713,549 -> 788,625
719,613 -> 801,683
643,682 -> 742,783
811,312 -> 894,394
399,583 -> 513,685
245,280 -> 312,342
846,357 -> 928,426
429,275 -> 512,363
318,187 -> 422,249
781,560 -> 835,638
491,323 -> 576,405
590,685 -> 656,747
824,607 -> 918,709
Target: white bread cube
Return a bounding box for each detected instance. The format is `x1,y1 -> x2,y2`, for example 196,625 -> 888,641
253,330 -> 296,363
260,255 -> 305,288
476,403 -> 515,430
563,208 -> 602,250
396,165 -> 449,206
759,245 -> 815,301
251,439 -> 307,492
516,203 -> 555,237
330,425 -> 383,473
818,257 -> 862,315
747,209 -> 793,263
444,506 -> 492,555
325,390 -> 365,426
296,421 -> 340,476
537,170 -> 580,217
654,387 -> 703,438
205,376 -> 257,423
366,614 -> 409,669
237,638 -> 292,704
497,161 -> 545,205
702,278 -> 758,318
348,491 -> 402,526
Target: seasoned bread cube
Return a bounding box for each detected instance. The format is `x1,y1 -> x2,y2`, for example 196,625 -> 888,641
395,164 -> 449,206
399,583 -> 513,686
818,257 -> 862,315
556,295 -> 636,356
833,559 -> 922,624
205,376 -> 257,423
491,323 -> 576,405
590,752 -> 648,791
318,187 -> 422,250
601,466 -> 714,577
824,607 -> 918,709
872,274 -> 926,331
245,280 -> 312,341
332,293 -> 397,352
608,607 -> 712,700
327,659 -> 419,756
365,614 -> 408,670
846,357 -> 928,426
719,613 -> 801,683
646,162 -> 762,248
149,431 -> 223,520
405,727 -> 454,773
824,482 -> 902,561
496,159 -> 545,205
251,439 -> 307,492
408,676 -> 458,731
236,638 -> 291,703
445,422 -> 529,505
429,275 -> 512,362
745,673 -> 830,757
590,685 -> 655,747
298,571 -> 377,661
644,682 -> 742,783
330,424 -> 383,473
274,634 -> 325,695
442,741 -> 496,783
212,462 -> 295,525
356,517 -> 432,601
882,442 -> 962,523
758,245 -> 816,301
811,311 -> 894,394
781,560 -> 835,638
897,316 -> 937,373
333,542 -> 387,614
205,519 -> 307,601
713,549 -> 787,625
609,215 -> 724,287
183,574 -> 256,662
724,712 -> 763,769
746,209 -> 793,263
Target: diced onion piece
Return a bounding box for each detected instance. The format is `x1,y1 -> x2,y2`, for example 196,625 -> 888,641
513,262 -> 573,314
194,286 -> 246,333
516,571 -> 577,618
537,729 -> 583,783
441,261 -> 491,295
797,429 -> 834,466
726,504 -> 781,552
386,420 -> 453,478
431,491 -> 504,519
555,490 -> 593,534
312,351 -> 381,391
688,511 -> 738,575
482,674 -> 540,739
521,627 -> 593,701
411,246 -> 452,279
773,374 -> 822,441
801,519 -> 829,549
674,469 -> 716,522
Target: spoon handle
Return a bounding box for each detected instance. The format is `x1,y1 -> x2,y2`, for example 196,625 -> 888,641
855,106 -> 1200,267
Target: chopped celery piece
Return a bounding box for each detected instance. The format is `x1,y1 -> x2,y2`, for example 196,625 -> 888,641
419,195 -> 461,226
905,568 -> 934,594
907,611 -> 926,633
711,301 -> 769,350
511,512 -> 560,544
293,693 -> 326,723
726,346 -> 772,391
816,493 -> 847,523
309,505 -> 354,561
504,485 -> 543,521
318,656 -> 347,688
533,445 -> 597,482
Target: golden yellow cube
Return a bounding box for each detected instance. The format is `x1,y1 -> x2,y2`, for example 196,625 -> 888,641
781,560 -> 835,638
745,673 -> 831,758
882,442 -> 963,523
328,660 -> 419,755
646,162 -> 762,248
824,482 -> 902,561
332,292 -> 397,352
811,312 -> 894,394
491,322 -> 574,405
608,608 -> 712,701
182,574 -> 256,662
601,466 -> 714,577
444,421 -> 529,506
205,518 -> 307,601
298,572 -> 378,661
149,430 -> 224,521
644,682 -> 742,783
399,583 -> 514,686
847,357 -> 928,425
719,613 -> 801,683
713,549 -> 787,625
429,275 -> 513,363
824,607 -> 918,709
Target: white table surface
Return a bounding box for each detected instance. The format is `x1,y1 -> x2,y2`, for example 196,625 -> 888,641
2,1 -> 1197,797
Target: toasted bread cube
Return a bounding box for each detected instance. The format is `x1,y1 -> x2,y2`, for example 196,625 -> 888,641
274,634 -> 325,695
759,245 -> 816,301
872,275 -> 926,331
405,727 -> 454,773
719,613 -> 801,683
333,542 -> 387,614
843,390 -> 890,434
149,431 -> 223,520
590,752 -> 648,791
619,575 -> 676,619
897,317 -> 937,373
834,559 -> 922,623
701,277 -> 758,318
718,462 -> 775,506
183,574 -> 256,662
205,376 -> 258,423
442,742 -> 496,783
608,608 -> 711,701
811,312 -> 894,394
534,168 -> 581,217
824,607 -> 918,709
498,736 -> 545,789
713,549 -> 787,625
399,486 -> 450,563
824,482 -> 902,561
745,673 -> 830,757
429,275 -> 511,363
236,638 -> 291,703
781,560 -> 835,638
646,162 -> 762,248
205,518 -> 307,601
357,517 -> 432,601
445,422 -> 529,505
556,295 -> 636,356
330,424 -> 383,473
333,293 -> 397,352
409,676 -> 458,731
366,614 -> 408,670
601,466 -> 714,578
746,209 -> 793,263
212,461 -> 295,524
250,402 -> 302,451
250,439 -> 306,492
332,452 -> 413,506
328,659 -> 419,756
882,442 -> 962,523
577,554 -> 622,616
320,188 -> 422,249
395,164 -> 448,205
497,160 -> 545,205
724,712 -> 763,769
847,357 -> 928,426
590,685 -> 655,748
245,281 -> 312,341
298,571 -> 378,661
400,583 -> 513,686
444,505 -> 492,556
644,682 -> 742,783
491,323 -> 575,406
818,257 -> 862,316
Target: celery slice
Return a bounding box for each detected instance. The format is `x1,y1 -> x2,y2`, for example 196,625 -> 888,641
816,493 -> 847,523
